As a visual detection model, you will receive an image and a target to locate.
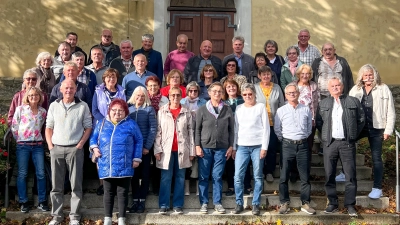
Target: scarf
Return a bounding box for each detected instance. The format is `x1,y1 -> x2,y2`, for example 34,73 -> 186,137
186,97 -> 199,111
206,100 -> 224,119
149,93 -> 162,112
289,58 -> 299,76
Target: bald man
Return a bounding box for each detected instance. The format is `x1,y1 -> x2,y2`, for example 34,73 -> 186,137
184,40 -> 222,84
164,34 -> 195,75
88,29 -> 121,66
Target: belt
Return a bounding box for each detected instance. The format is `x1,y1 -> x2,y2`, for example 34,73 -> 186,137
282,138 -> 307,144
332,138 -> 346,141
17,141 -> 43,146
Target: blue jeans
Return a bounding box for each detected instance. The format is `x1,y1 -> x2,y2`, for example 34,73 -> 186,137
358,128 -> 384,189
159,152 -> 186,208
234,145 -> 264,205
198,148 -> 227,205
16,144 -> 47,203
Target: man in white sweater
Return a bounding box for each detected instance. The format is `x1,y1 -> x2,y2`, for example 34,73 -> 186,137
45,75 -> 92,225
274,83 -> 314,215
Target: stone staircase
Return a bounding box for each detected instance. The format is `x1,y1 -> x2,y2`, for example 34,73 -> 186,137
6,144 -> 399,224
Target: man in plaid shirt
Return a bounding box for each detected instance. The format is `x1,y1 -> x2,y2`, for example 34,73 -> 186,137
286,29 -> 321,66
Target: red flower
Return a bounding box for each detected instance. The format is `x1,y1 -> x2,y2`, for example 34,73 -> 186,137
0,148 -> 2,153
0,118 -> 5,124
3,151 -> 8,157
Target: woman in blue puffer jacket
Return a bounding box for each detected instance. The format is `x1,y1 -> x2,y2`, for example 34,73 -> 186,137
89,99 -> 143,225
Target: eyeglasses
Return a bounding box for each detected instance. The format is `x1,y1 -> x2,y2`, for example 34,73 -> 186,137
288,52 -> 297,55
205,69 -> 213,72
102,35 -> 112,38
298,35 -> 309,38
28,94 -> 39,98
111,109 -> 124,113
210,90 -> 222,94
25,77 -> 37,81
285,92 -> 297,96
242,93 -> 253,97
147,85 -> 159,88
189,90 -> 198,93
170,94 -> 181,98
170,76 -> 180,79
227,64 -> 236,67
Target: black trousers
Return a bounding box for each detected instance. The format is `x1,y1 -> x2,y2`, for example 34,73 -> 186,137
103,177 -> 130,217
131,153 -> 151,200
324,140 -> 357,207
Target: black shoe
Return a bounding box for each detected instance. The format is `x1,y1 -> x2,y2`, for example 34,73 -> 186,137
20,203 -> 29,213
136,201 -> 145,213
173,207 -> 183,214
37,201 -> 50,211
128,201 -> 139,213
153,189 -> 159,196
318,148 -> 323,156
324,204 -> 338,213
96,185 -> 104,196
225,189 -> 235,196
347,206 -> 358,217
232,204 -> 243,214
289,173 -> 298,183
159,207 -> 167,215
252,205 -> 260,215
244,188 -> 252,195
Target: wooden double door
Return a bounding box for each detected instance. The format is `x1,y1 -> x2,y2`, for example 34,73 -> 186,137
168,11 -> 235,59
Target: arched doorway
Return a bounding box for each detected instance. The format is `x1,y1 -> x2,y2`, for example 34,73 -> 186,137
167,0 -> 236,59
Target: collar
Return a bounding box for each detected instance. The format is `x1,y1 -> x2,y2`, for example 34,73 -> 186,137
56,96 -> 81,104
234,52 -> 244,59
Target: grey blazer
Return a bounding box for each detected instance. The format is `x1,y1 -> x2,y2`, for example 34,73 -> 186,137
255,83 -> 285,122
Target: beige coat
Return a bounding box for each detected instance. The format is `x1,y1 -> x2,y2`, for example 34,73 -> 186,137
154,104 -> 195,169
349,84 -> 396,135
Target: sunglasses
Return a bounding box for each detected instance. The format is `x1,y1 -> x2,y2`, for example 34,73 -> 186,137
170,94 -> 181,98
25,77 -> 37,81
242,93 -> 253,97
189,90 -> 198,93
227,64 -> 236,67
204,69 -> 213,72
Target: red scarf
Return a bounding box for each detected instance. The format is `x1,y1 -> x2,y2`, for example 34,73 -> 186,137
149,93 -> 162,113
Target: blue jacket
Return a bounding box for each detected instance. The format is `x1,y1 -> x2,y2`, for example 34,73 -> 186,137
60,68 -> 98,95
90,117 -> 143,179
92,83 -> 126,125
132,48 -> 163,82
180,97 -> 207,108
128,105 -> 157,150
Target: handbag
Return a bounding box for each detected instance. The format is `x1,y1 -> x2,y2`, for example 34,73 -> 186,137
91,119 -> 105,163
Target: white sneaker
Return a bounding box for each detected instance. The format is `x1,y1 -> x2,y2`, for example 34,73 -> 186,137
335,172 -> 345,182
368,188 -> 383,199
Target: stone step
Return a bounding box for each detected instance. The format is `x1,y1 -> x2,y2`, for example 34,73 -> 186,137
263,179 -> 373,192
29,193 -> 388,210
273,166 -> 372,180
7,208 -> 398,225
275,153 -> 365,166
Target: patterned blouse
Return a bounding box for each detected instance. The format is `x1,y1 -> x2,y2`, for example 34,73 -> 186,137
11,105 -> 47,142
298,85 -> 314,118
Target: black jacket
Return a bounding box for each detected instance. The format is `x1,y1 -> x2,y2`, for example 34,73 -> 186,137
184,55 -> 222,84
316,94 -> 365,147
88,42 -> 120,66
311,55 -> 354,95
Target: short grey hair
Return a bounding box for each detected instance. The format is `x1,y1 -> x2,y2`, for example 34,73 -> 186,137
322,42 -> 335,51
284,83 -> 299,94
142,34 -> 154,42
90,46 -> 103,55
23,68 -> 38,79
286,46 -> 300,56
72,52 -> 85,60
120,40 -> 133,47
232,36 -> 245,44
328,76 -> 343,85
299,28 -> 310,35
35,52 -> 53,66
186,81 -> 200,96
127,86 -> 151,107
176,34 -> 188,41
240,83 -> 256,95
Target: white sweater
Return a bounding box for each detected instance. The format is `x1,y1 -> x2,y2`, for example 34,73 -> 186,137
233,103 -> 270,150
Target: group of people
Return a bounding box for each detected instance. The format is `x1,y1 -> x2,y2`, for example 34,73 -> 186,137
9,27 -> 395,225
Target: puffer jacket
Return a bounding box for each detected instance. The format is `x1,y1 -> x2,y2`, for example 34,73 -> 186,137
89,116 -> 143,179
316,94 -> 365,147
154,104 -> 195,170
128,105 -> 157,150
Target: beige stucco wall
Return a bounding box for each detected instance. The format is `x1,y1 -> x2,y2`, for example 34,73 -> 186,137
0,0 -> 154,77
251,0 -> 400,85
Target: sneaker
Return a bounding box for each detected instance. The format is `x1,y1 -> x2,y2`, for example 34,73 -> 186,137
159,207 -> 167,215
214,204 -> 226,214
301,203 -> 316,215
335,171 -> 346,182
136,201 -> 145,213
49,220 -> 61,225
37,201 -> 50,211
324,204 -> 338,213
266,174 -> 274,182
318,148 -> 323,156
368,188 -> 383,199
232,204 -> 243,214
347,206 -> 358,217
96,185 -> 104,195
173,207 -> 183,214
200,204 -> 208,214
69,219 -> 80,225
252,204 -> 260,215
225,189 -> 235,196
20,203 -> 29,213
279,202 -> 290,214
128,201 -> 139,213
